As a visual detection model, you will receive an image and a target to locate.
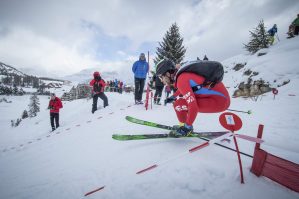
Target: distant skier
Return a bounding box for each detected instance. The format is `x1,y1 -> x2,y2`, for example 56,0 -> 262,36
268,24 -> 278,45
90,71 -> 108,114
48,93 -> 63,131
203,55 -> 209,60
288,14 -> 299,38
132,53 -> 149,104
156,59 -> 230,136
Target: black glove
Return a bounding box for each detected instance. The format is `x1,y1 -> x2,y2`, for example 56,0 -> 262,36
164,95 -> 176,105
48,105 -> 54,110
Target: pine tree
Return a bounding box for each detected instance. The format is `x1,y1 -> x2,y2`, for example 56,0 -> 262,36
244,20 -> 271,54
28,94 -> 40,117
22,110 -> 29,119
154,22 -> 186,65
13,84 -> 19,95
15,118 -> 22,127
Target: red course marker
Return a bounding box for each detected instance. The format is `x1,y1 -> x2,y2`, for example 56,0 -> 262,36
219,112 -> 242,131
219,112 -> 244,184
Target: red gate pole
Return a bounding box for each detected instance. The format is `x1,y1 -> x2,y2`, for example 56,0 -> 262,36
232,129 -> 245,184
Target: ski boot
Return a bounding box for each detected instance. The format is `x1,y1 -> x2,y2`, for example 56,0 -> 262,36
169,123 -> 193,137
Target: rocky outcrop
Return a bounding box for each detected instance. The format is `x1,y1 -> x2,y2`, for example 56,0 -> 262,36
233,79 -> 273,97
233,63 -> 246,71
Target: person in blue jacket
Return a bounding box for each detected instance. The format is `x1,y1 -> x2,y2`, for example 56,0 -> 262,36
132,53 -> 149,104
268,24 -> 277,45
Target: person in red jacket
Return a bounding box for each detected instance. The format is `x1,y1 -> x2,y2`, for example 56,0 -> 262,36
90,71 -> 108,113
48,93 -> 63,131
156,59 -> 230,136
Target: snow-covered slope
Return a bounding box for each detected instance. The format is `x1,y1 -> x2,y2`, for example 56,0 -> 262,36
0,90 -> 298,199
222,36 -> 299,90
1,38 -> 299,199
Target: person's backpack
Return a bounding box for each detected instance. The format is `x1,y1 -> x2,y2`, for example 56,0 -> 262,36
175,60 -> 224,88
93,80 -> 102,93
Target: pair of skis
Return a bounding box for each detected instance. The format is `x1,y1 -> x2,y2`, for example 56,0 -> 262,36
112,116 -> 229,141
113,116 -> 256,158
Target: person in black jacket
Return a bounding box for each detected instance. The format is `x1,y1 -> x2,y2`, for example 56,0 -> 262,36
153,73 -> 164,105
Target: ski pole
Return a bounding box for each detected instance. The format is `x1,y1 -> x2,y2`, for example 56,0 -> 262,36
199,136 -> 253,158
227,109 -> 252,115
276,34 -> 280,42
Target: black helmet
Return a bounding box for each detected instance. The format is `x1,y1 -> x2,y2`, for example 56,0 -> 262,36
156,59 -> 175,76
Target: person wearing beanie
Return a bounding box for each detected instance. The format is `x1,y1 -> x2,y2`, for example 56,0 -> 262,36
132,53 -> 149,104
90,71 -> 108,113
48,93 -> 63,131
156,59 -> 230,137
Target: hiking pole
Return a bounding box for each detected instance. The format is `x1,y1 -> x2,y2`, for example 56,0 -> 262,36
276,34 -> 280,42
227,109 -> 252,115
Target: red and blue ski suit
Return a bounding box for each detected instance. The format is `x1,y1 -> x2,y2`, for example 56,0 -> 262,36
172,73 -> 230,126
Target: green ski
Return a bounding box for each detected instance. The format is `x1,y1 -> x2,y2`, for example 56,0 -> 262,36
112,131 -> 228,141
112,116 -> 229,141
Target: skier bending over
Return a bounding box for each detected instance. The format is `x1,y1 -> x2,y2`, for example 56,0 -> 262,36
155,59 -> 230,136
90,71 -> 108,114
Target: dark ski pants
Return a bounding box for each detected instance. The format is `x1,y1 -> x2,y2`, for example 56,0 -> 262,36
134,77 -> 145,102
50,112 -> 59,129
92,92 -> 108,113
154,86 -> 164,103
166,91 -> 171,99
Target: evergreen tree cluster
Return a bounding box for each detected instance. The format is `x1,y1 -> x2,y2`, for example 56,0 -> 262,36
244,20 -> 271,54
154,23 -> 186,65
0,83 -> 25,95
1,75 -> 40,88
9,96 -> 38,127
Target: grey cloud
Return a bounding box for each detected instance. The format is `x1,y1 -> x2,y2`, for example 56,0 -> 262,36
0,0 -> 299,75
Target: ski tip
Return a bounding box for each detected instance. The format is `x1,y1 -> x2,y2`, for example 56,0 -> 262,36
112,134 -> 131,141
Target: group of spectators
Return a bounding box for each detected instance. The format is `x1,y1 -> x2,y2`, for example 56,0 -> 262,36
105,79 -> 124,93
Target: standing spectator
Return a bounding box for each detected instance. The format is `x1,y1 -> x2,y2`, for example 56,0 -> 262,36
114,79 -> 119,92
203,55 -> 209,60
119,81 -> 123,94
109,81 -> 114,92
268,24 -> 278,45
165,85 -> 172,99
153,73 -> 164,105
48,93 -> 63,131
90,71 -> 108,114
132,53 -> 149,104
105,81 -> 110,92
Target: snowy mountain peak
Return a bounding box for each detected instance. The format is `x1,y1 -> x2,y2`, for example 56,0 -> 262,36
0,61 -> 27,77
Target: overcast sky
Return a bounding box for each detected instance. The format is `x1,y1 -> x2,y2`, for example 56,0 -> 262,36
0,0 -> 298,77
